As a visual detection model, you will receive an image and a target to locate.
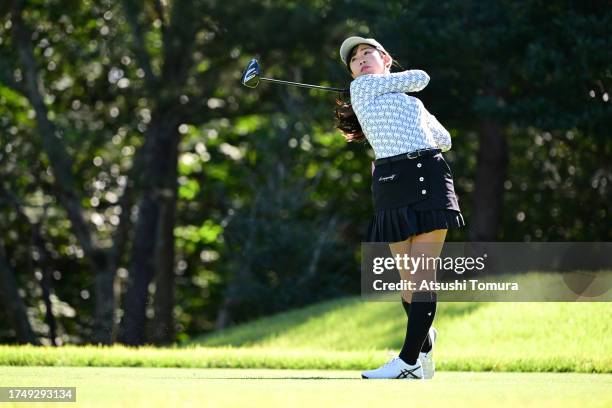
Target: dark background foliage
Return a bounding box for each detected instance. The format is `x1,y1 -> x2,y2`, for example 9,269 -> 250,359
0,0 -> 610,345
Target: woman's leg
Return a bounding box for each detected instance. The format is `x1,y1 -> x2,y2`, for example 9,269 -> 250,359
398,228 -> 447,365
388,238 -> 414,303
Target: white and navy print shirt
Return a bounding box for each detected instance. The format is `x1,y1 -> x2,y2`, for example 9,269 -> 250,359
349,70 -> 452,159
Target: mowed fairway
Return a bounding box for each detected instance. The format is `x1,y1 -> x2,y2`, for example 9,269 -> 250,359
0,366 -> 611,408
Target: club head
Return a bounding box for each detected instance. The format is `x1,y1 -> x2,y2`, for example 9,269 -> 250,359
241,58 -> 261,88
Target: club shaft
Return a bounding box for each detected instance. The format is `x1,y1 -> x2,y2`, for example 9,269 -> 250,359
260,77 -> 348,93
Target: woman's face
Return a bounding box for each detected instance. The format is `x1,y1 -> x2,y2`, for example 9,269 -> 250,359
348,44 -> 391,79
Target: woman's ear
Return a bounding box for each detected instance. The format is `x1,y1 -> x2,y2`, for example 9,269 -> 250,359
384,53 -> 392,70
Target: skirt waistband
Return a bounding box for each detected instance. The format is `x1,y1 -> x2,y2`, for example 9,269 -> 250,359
374,148 -> 442,166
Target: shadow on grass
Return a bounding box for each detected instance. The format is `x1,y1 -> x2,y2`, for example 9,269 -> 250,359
437,301 -> 487,317
180,296 -> 491,350
368,302 -> 490,349
179,296 -> 361,348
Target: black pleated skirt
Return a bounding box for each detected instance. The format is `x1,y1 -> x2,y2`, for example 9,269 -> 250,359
367,151 -> 466,243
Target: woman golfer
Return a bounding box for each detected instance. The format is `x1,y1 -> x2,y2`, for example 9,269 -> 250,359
335,36 -> 466,380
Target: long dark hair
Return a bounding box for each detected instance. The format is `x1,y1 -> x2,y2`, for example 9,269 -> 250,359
334,45 -> 403,143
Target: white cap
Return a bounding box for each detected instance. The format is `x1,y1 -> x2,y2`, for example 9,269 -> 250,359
339,36 -> 387,65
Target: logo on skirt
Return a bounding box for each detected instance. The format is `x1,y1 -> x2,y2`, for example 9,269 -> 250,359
378,174 -> 398,183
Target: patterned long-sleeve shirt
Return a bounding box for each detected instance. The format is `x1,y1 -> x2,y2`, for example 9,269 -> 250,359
349,70 -> 452,159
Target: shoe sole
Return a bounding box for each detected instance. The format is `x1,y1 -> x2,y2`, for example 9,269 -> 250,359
362,375 -> 425,380
421,356 -> 434,379
422,327 -> 437,379
361,370 -> 424,380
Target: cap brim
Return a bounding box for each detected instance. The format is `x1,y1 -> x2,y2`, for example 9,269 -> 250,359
340,36 -> 368,65
340,36 -> 384,65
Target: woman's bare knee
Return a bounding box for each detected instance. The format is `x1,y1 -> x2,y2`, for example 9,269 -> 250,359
401,291 -> 412,303
412,229 -> 447,244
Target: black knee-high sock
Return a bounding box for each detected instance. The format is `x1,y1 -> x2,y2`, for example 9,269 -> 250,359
401,299 -> 434,353
399,292 -> 437,365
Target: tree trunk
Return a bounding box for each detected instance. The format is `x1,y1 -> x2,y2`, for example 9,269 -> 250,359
150,139 -> 178,345
118,122 -> 179,345
117,0 -> 197,346
117,196 -> 158,345
0,239 -> 40,345
91,258 -> 115,344
32,230 -> 58,346
468,119 -> 508,241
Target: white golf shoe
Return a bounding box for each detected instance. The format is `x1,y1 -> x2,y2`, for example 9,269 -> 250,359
419,327 -> 438,379
361,356 -> 424,379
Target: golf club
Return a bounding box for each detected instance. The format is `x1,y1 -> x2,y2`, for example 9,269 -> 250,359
241,58 -> 349,94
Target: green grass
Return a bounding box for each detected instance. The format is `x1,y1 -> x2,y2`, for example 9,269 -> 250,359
188,299 -> 612,372
0,366 -> 611,407
1,299 -> 610,372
